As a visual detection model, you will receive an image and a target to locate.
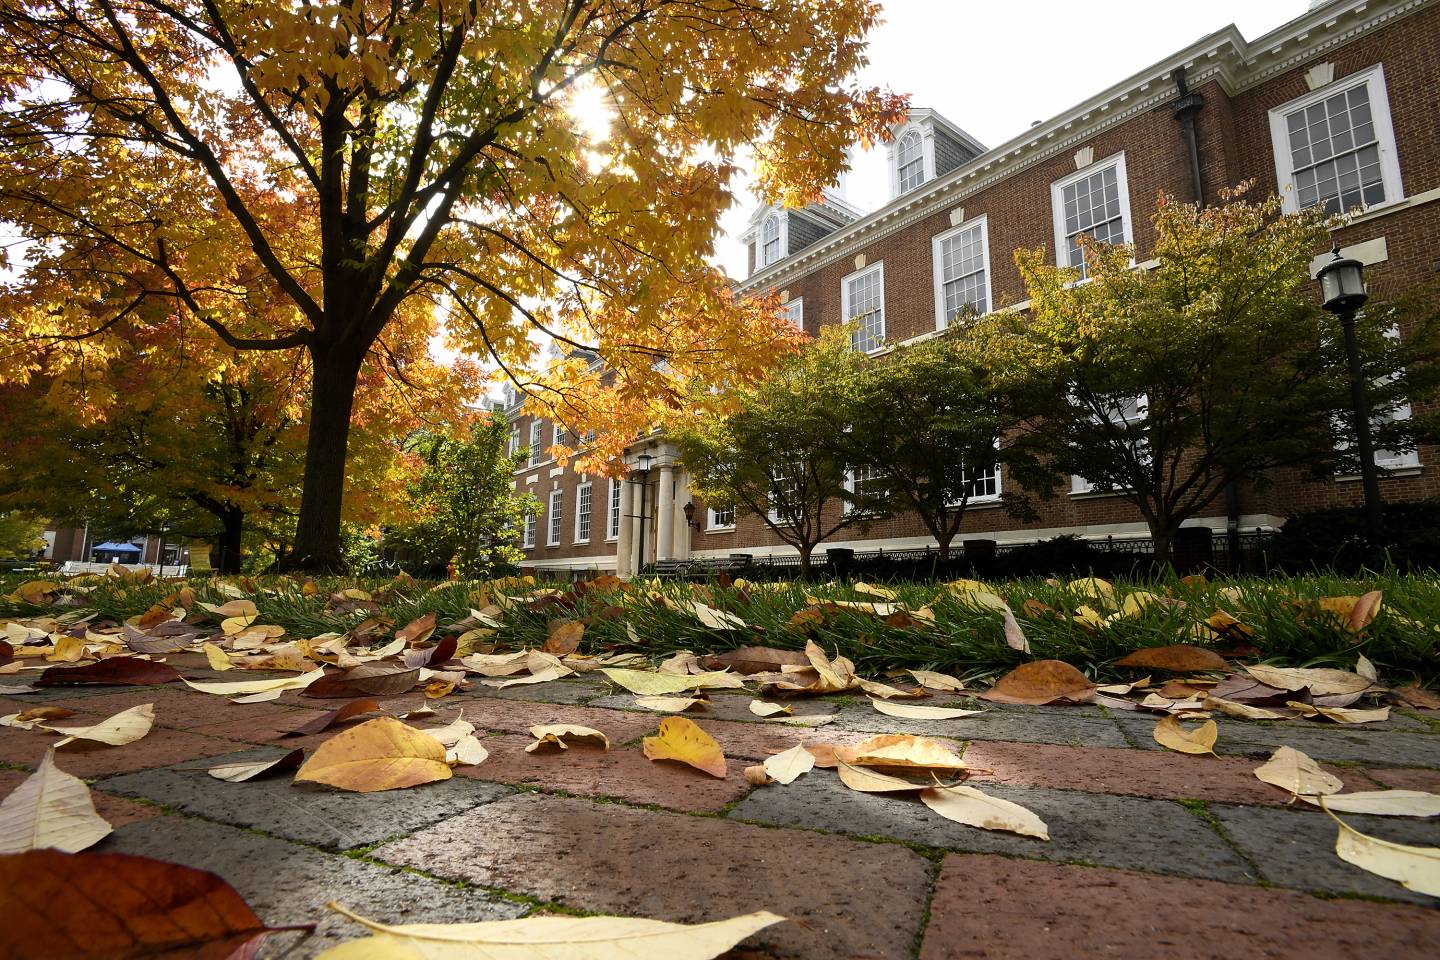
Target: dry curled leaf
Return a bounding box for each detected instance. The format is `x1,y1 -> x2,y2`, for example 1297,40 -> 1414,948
1243,664 -> 1372,696
642,716 -> 727,778
1324,801 -> 1440,897
0,750 -> 112,853
1114,645 -> 1226,672
742,764 -> 773,786
835,758 -> 929,793
762,744 -> 815,785
838,734 -> 967,775
44,703 -> 154,747
983,660 -> 1095,705
305,663 -> 421,699
1253,745 -> 1343,797
447,735 -> 490,767
35,657 -> 180,687
633,696 -> 705,713
1297,790 -> 1440,817
277,699 -> 382,739
748,700 -> 792,718
1286,701 -> 1391,725
908,669 -> 967,692
526,725 -> 610,752
1152,714 -> 1217,756
870,700 -> 983,720
207,749 -> 305,783
294,717 -> 451,792
1202,695 -> 1287,721
543,620 -> 585,656
601,668 -> 743,695
920,783 -> 1049,840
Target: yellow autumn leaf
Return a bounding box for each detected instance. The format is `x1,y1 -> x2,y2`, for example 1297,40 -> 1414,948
641,716 -> 727,778
748,700 -> 792,717
45,636 -> 86,663
920,783 -> 1050,840
202,642 -> 235,672
838,734 -> 967,775
1285,701 -> 1391,724
870,700 -> 984,721
1151,714 -> 1217,756
294,718 -> 452,792
44,704 -> 154,747
761,744 -> 815,785
0,749 -> 112,853
600,668 -> 744,695
633,696 -> 705,713
1325,801 -> 1440,897
1298,790 -> 1440,817
835,758 -> 928,793
908,669 -> 967,692
1253,745 -> 1344,797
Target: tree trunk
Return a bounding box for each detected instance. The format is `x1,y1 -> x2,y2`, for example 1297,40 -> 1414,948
286,346 -> 365,572
217,507 -> 245,574
797,545 -> 813,580
1151,528 -> 1174,568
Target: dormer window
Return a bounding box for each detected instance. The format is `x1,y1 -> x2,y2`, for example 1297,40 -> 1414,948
760,214 -> 782,266
896,131 -> 925,194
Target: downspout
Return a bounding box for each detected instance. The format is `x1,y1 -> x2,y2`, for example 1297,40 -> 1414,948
1172,67 -> 1242,571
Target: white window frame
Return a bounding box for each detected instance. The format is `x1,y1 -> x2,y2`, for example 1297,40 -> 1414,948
528,420 -> 544,467
507,425 -> 521,457
1337,324 -> 1420,473
1071,394 -> 1149,495
1268,63 -> 1403,216
522,511 -> 537,549
758,212 -> 788,268
547,489 -> 563,546
767,462 -> 803,525
959,461 -> 1002,504
895,129 -> 927,195
843,464 -> 887,515
841,261 -> 886,354
931,215 -> 991,330
707,505 -> 736,530
1050,152 -> 1133,277
573,482 -> 592,543
782,297 -> 804,330
553,423 -> 565,447
606,478 -> 622,541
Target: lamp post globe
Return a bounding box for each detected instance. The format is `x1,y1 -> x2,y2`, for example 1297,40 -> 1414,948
1318,250 -> 1369,315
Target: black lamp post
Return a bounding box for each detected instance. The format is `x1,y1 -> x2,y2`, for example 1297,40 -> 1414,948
1317,247 -> 1384,540
630,452 -> 653,574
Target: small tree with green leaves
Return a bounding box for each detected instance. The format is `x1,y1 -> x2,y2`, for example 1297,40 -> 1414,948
394,416 -> 535,579
976,187 -> 1440,564
673,327 -> 884,578
843,335 -> 1046,561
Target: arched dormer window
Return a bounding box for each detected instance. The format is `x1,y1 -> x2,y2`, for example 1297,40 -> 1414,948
896,130 -> 925,194
760,214 -> 781,266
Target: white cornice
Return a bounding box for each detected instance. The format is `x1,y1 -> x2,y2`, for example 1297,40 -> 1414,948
736,0 -> 1432,293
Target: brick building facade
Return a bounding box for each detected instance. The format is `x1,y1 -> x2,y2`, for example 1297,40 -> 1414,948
513,0 -> 1440,578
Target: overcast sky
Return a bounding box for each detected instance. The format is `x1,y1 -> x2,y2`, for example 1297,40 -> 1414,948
711,0 -> 1309,277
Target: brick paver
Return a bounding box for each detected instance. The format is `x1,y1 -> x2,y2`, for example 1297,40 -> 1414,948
1,666 -> 1436,959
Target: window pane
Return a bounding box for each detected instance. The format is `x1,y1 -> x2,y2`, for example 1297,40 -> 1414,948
1283,82 -> 1385,212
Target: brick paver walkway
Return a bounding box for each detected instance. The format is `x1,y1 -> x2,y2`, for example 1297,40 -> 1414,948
5,653 -> 1438,958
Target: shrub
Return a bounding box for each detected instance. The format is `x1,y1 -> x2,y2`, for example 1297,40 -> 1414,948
1271,500 -> 1440,572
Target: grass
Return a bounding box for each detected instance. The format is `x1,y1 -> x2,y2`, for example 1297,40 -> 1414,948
3,569 -> 1438,687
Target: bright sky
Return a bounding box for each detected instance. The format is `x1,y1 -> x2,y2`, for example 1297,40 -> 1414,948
711,0 -> 1308,278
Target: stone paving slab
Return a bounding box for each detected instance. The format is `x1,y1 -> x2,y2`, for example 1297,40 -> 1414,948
451,734 -> 753,812
1364,765 -> 1440,791
0,722 -> 248,777
960,739 -> 1358,806
102,815 -> 526,959
584,690 -> 839,725
1113,714 -> 1440,765
1211,802 -> 1440,906
99,747 -> 515,849
729,771 -> 1254,883
919,853 -> 1440,960
40,686 -> 320,731
830,704 -> 1131,747
376,791 -> 933,960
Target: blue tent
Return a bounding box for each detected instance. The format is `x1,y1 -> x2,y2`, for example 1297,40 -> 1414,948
93,542 -> 141,553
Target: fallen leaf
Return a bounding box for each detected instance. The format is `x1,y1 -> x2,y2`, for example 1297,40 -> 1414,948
920,783 -> 1049,839
983,660 -> 1095,705
699,646 -> 809,675
305,664 -> 421,699
909,669 -> 967,692
1244,664 -> 1372,696
446,735 -> 489,767
634,696 -> 705,712
1253,745 -> 1344,797
1001,606 -> 1030,654
207,749 -> 305,783
1203,695 -> 1287,721
183,667 -> 326,698
44,704 -> 154,747
202,642 -> 235,672
1,707 -> 75,730
403,636 -> 459,670
0,849 -> 302,958
763,744 -> 816,785
396,612 -> 437,645
854,582 -> 899,600
855,678 -> 927,699
748,700 -> 792,717
1356,654 -> 1379,683
543,621 -> 585,656
835,758 -> 928,793
1395,685 -> 1440,710
316,902 -> 785,960
294,718 -> 452,792
35,657 -> 180,687
1096,678 -> 1151,695
1325,801 -> 1440,897
199,599 -> 258,618
600,668 -> 743,695
1115,645 -> 1227,672
1152,715 -> 1217,756
0,750 -> 112,853
870,700 -> 984,720
277,699 -> 384,739
482,665 -> 573,688
838,734 -> 967,775
691,602 -> 747,631
526,724 -> 610,752
742,765 -> 773,786
765,714 -> 836,727
1287,701 -> 1391,724
1297,790 -> 1440,817
642,716 -> 727,778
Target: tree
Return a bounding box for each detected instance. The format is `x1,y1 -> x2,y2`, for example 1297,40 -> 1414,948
391,415 -> 536,578
976,188 -> 1440,563
673,326 -> 881,578
0,1 -> 903,570
843,334 -> 1045,561
0,512 -> 47,560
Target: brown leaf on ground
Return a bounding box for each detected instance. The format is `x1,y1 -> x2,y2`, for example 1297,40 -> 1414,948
304,664 -> 421,699
34,657 -> 180,687
277,699 -> 383,738
543,621 -> 585,657
1243,664 -> 1373,697
836,734 -> 967,775
641,716 -> 727,778
1209,674 -> 1293,705
1152,714 -> 1218,756
1205,610 -> 1255,641
700,646 -> 809,675
207,749 -> 305,783
982,660 -> 1096,705
1395,685 -> 1440,710
294,717 -> 451,792
396,612 -> 437,645
1114,645 -> 1227,672
0,848 -> 302,958
401,635 -> 458,670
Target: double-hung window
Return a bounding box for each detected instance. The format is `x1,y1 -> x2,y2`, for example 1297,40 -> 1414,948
843,262 -> 885,353
896,130 -> 925,194
783,298 -> 804,329
528,420 -> 544,467
547,489 -> 563,546
507,425 -> 521,457
574,482 -> 592,543
1269,64 -> 1402,216
708,505 -> 736,529
1337,325 -> 1420,472
553,423 -> 565,448
1051,153 -> 1132,279
522,511 -> 537,549
844,464 -> 887,514
607,479 -> 622,540
760,214 -> 781,266
961,462 -> 1001,503
932,217 -> 990,329
768,461 -> 803,524
1071,394 -> 1149,494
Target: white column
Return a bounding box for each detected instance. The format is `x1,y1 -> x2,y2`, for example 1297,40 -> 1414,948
675,470 -> 693,560
655,464 -> 676,561
630,479 -> 647,576
615,477 -> 634,578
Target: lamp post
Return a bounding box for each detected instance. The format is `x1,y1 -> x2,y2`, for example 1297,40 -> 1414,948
630,452 -> 653,574
1317,247 -> 1384,540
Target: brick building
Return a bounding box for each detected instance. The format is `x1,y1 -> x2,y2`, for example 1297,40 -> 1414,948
511,0 -> 1440,578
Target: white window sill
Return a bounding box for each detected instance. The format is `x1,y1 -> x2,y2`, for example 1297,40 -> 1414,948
960,497 -> 1004,510
1337,466 -> 1421,482
705,527 -> 737,535
1068,488 -> 1132,501
605,536 -> 619,543
573,539 -> 590,546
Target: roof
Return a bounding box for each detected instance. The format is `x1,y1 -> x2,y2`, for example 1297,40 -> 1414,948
92,541 -> 141,552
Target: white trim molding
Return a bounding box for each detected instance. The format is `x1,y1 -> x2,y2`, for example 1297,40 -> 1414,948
931,214 -> 991,330
1050,151 -> 1134,274
841,260 -> 886,354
